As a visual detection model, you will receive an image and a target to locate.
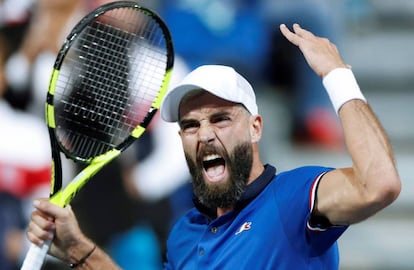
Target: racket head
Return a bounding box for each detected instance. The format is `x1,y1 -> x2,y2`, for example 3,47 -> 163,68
20,4 -> 173,270
46,1 -> 174,165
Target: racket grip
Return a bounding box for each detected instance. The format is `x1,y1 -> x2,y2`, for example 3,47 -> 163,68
20,239 -> 52,270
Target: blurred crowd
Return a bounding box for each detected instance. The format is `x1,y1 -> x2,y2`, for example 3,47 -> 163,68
0,0 -> 362,269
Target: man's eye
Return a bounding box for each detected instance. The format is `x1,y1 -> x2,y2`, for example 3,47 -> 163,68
212,116 -> 230,123
181,122 -> 199,132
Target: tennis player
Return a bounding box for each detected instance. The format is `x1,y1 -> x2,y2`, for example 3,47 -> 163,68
26,24 -> 401,269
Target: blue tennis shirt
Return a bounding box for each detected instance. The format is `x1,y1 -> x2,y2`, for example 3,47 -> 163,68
164,165 -> 347,269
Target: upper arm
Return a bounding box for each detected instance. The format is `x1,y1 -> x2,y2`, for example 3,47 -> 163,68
314,166 -> 396,225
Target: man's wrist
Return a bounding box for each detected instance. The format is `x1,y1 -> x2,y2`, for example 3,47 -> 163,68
322,68 -> 367,114
67,238 -> 96,267
69,245 -> 96,268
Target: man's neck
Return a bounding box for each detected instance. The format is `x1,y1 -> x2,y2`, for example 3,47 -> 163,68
217,207 -> 233,217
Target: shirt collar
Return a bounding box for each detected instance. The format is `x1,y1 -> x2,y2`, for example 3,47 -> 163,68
193,164 -> 277,219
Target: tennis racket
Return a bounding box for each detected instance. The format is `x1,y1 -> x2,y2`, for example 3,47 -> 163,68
20,1 -> 173,269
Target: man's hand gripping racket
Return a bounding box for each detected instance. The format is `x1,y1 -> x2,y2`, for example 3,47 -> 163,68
20,2 -> 174,269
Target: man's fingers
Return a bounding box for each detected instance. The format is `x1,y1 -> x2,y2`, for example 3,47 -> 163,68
279,24 -> 300,46
27,214 -> 55,246
27,227 -> 51,246
31,209 -> 55,230
280,23 -> 318,47
27,202 -> 57,246
292,23 -> 315,39
33,199 -> 65,218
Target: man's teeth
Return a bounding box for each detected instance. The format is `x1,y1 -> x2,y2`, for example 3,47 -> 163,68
203,154 -> 221,161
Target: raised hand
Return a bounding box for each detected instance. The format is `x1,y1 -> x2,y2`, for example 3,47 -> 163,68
279,23 -> 348,78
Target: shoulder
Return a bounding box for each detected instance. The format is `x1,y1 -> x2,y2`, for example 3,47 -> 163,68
169,207 -> 203,233
267,166 -> 334,200
279,166 -> 334,177
166,207 -> 206,253
275,166 -> 333,184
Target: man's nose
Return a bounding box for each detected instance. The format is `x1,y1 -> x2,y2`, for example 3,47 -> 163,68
198,122 -> 215,144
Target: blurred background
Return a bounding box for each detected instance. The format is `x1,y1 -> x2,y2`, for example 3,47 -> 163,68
0,0 -> 413,269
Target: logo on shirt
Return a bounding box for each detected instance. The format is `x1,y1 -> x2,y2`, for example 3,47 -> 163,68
235,221 -> 252,235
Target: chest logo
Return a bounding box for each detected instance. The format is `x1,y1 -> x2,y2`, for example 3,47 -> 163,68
235,221 -> 252,235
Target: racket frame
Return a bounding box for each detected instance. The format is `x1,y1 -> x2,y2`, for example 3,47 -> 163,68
20,2 -> 173,269
45,1 -> 174,207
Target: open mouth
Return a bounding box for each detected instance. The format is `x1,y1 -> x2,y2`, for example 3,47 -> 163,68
202,154 -> 226,182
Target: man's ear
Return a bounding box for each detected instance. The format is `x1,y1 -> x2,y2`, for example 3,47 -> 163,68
250,115 -> 263,143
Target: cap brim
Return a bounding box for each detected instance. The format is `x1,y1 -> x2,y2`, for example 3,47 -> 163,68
161,84 -> 203,122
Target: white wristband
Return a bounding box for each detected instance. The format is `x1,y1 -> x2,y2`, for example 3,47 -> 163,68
322,68 -> 366,114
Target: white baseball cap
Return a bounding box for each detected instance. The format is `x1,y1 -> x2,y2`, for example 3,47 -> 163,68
160,65 -> 258,122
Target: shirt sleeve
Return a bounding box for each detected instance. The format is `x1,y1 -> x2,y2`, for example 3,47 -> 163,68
273,166 -> 348,257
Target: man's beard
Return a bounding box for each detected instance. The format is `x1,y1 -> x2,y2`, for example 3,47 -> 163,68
185,142 -> 253,209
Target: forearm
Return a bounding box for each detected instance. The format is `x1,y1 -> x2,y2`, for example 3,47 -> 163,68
340,101 -> 394,168
339,100 -> 399,200
324,68 -> 399,196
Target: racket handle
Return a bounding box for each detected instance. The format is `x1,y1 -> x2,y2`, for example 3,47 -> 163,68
20,239 -> 52,270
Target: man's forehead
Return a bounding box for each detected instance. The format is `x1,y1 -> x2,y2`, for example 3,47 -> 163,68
182,90 -> 228,103
179,91 -> 242,119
